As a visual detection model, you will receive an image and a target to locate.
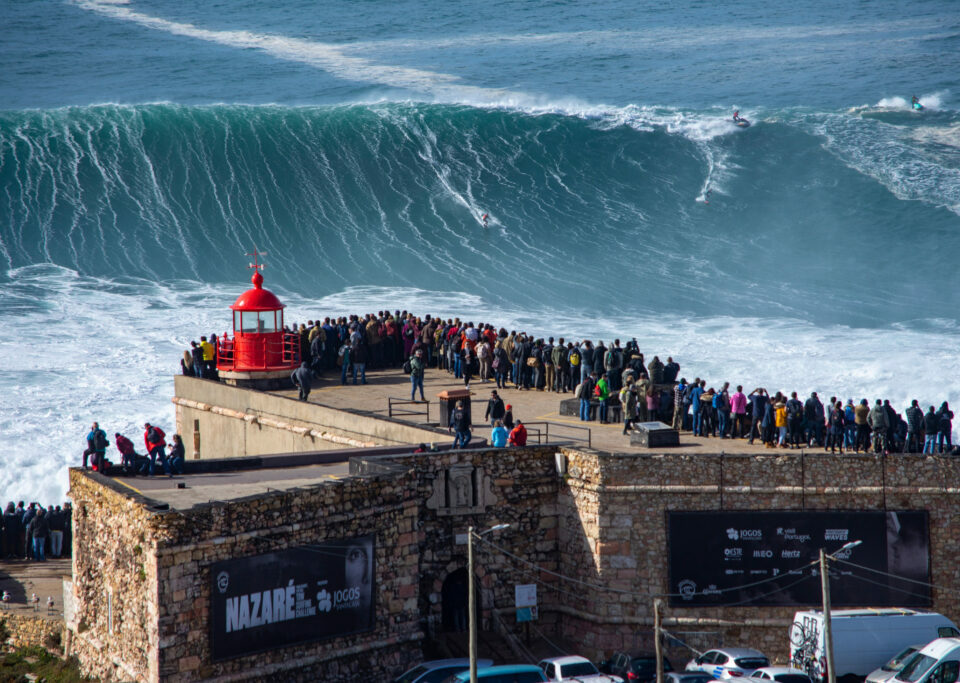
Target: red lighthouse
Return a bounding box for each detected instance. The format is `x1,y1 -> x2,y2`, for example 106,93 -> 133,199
216,251 -> 300,389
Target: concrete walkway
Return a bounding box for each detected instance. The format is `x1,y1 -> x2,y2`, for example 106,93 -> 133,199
273,366 -> 792,456
113,460 -> 352,510
0,557 -> 70,618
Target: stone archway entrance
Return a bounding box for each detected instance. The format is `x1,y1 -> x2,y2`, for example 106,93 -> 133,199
441,568 -> 476,633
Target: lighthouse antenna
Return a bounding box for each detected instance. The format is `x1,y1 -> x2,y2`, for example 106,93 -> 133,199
246,247 -> 267,273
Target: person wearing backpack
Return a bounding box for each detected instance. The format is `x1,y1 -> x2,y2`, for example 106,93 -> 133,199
786,392 -> 804,447
484,390 -> 505,426
114,432 -> 139,472
350,335 -> 368,385
449,400 -> 472,449
143,423 -> 167,476
409,349 -> 426,401
493,344 -> 509,389
567,343 -> 581,388
551,338 -> 566,392
577,371 -> 597,422
83,421 -> 109,470
604,341 -> 622,393
542,338 -> 555,392
477,340 -> 492,382
579,341 -> 596,385
937,402 -> 954,454
595,374 -> 611,423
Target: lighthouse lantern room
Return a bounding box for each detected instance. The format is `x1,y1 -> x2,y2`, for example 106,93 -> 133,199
216,250 -> 300,388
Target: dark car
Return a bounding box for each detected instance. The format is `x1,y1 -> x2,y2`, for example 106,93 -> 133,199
600,651 -> 674,682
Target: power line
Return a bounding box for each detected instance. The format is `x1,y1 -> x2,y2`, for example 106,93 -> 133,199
477,534 -> 819,600
839,569 -> 933,600
834,557 -> 959,595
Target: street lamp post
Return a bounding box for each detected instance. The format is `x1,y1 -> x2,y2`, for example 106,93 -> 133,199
469,523 -> 510,683
820,540 -> 862,683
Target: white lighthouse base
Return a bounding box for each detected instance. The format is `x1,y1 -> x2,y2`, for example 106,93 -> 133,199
218,369 -> 294,391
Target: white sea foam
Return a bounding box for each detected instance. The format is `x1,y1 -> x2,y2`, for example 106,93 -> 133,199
2,271 -> 958,505
867,92 -> 946,111
808,110 -> 960,215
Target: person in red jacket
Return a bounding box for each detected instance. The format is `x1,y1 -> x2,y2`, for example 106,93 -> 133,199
508,421 -> 527,447
114,433 -> 138,473
143,423 -> 166,476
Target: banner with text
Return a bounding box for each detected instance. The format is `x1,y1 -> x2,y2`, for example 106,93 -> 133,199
210,535 -> 375,661
667,511 -> 929,607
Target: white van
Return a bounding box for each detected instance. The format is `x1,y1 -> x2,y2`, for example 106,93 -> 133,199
892,638 -> 960,683
790,609 -> 959,683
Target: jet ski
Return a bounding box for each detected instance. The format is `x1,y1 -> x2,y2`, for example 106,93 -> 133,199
733,117 -> 751,128
913,102 -> 924,111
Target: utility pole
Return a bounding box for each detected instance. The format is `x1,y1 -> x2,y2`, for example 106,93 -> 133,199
468,523 -> 509,683
469,525 -> 477,683
654,598 -> 664,683
820,540 -> 859,683
820,549 -> 835,683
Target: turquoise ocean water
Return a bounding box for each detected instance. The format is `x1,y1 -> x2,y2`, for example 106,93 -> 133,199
1,0 -> 959,501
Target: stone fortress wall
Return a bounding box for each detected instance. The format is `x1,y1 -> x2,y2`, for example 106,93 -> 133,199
67,447 -> 960,681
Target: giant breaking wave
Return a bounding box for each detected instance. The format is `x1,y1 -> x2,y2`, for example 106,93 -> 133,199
1,101 -> 959,326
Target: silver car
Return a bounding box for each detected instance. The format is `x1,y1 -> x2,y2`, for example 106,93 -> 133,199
686,649 -> 770,679
866,646 -> 926,683
746,667 -> 812,683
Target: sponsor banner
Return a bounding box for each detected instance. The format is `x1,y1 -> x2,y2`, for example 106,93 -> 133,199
210,535 -> 375,661
668,511 -> 929,607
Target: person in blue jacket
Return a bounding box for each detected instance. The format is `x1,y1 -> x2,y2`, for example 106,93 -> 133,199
490,420 -> 509,448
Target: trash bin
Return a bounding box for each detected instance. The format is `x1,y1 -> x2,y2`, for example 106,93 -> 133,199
437,389 -> 472,429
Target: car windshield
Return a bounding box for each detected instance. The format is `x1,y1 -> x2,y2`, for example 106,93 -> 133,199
735,658 -> 769,670
563,662 -> 600,676
396,665 -> 430,683
774,674 -> 811,683
884,650 -> 921,672
898,654 -> 937,683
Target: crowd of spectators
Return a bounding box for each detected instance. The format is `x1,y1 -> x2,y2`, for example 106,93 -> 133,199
2,501 -> 72,562
182,310 -> 956,455
82,421 -> 186,476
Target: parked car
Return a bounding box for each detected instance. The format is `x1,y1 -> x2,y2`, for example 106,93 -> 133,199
866,646 -> 926,683
892,638 -> 960,683
686,649 -> 769,679
395,658 -> 494,683
746,667 -> 812,683
600,651 -> 673,681
539,655 -> 624,682
666,673 -> 720,683
445,664 -> 548,683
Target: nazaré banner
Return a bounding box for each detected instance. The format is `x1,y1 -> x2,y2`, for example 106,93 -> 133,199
667,511 -> 929,607
210,535 -> 375,661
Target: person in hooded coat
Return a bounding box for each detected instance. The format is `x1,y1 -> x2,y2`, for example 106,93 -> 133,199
291,361 -> 313,401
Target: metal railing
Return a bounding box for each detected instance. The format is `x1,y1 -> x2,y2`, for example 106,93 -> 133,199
216,332 -> 301,371
387,397 -> 431,422
520,421 -> 592,448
